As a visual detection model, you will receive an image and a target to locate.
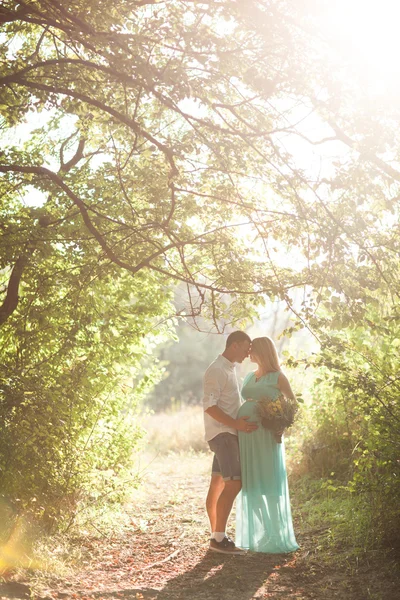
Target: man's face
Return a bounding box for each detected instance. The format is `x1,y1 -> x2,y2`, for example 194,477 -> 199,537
234,340 -> 251,363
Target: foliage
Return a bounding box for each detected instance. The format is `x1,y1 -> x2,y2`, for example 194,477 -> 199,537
298,298 -> 400,549
0,262 -> 172,527
2,0 -> 400,319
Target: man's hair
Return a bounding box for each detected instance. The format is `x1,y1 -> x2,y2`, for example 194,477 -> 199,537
225,330 -> 251,349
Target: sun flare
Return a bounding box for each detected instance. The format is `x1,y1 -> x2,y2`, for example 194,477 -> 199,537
318,0 -> 400,92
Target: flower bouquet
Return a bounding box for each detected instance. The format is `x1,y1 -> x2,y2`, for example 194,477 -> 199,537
256,394 -> 298,443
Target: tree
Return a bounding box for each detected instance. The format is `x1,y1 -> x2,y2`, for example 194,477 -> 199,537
2,1 -> 400,322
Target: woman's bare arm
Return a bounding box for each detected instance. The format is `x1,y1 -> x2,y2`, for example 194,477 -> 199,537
277,373 -> 296,400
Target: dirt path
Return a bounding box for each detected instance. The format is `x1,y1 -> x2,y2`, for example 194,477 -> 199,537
4,452 -> 398,600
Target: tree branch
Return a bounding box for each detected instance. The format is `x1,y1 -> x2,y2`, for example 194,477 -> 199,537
60,136 -> 86,172
3,76 -> 179,176
0,163 -> 274,295
0,254 -> 30,326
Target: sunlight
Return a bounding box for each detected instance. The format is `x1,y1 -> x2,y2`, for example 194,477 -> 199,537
319,0 -> 400,93
0,510 -> 42,574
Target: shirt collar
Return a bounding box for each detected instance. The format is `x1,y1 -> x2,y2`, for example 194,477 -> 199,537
218,354 -> 235,370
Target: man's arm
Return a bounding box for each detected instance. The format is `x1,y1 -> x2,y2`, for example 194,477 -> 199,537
205,405 -> 258,432
203,366 -> 258,432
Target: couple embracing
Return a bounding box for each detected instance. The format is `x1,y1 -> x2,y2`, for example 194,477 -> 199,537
203,330 -> 299,555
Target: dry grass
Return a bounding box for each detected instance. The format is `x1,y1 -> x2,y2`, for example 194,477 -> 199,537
142,406 -> 208,454
142,405 -> 303,476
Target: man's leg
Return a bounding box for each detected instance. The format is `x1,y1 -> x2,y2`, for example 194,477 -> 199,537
215,479 -> 242,533
206,474 -> 225,534
207,434 -> 244,553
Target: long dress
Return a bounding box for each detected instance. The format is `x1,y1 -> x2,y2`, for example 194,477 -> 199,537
235,370 -> 299,553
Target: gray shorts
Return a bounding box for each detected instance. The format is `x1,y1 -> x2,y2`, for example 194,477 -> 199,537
208,432 -> 241,481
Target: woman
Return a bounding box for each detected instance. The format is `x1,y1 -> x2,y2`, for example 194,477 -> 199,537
236,336 -> 299,553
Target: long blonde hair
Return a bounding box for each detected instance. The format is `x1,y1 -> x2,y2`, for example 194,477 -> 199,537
251,337 -> 280,373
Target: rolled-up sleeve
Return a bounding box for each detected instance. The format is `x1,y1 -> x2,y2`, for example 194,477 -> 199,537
203,368 -> 224,411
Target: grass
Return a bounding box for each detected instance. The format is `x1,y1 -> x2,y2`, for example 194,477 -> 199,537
142,405 -> 208,453
290,473 -> 400,593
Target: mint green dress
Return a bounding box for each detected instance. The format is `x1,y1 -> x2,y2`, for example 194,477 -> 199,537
236,371 -> 299,553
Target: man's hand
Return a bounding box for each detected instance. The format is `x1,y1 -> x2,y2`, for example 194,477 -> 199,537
205,406 -> 258,432
235,416 -> 258,433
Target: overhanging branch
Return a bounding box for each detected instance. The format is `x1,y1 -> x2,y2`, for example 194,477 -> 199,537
0,254 -> 30,326
0,163 -> 282,295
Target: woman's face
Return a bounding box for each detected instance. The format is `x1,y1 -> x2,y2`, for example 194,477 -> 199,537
249,348 -> 260,364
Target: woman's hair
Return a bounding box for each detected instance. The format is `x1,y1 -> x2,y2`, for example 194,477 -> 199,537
251,337 -> 280,373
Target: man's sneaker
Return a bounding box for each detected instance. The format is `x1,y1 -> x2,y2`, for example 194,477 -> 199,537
209,536 -> 245,554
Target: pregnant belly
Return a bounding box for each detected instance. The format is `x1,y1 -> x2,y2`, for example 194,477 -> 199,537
238,401 -> 259,421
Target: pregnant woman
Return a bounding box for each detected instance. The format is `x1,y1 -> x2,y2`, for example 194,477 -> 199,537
236,336 -> 299,553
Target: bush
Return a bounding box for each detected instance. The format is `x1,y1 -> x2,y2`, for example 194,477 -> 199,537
303,313 -> 400,551
0,266 -> 173,530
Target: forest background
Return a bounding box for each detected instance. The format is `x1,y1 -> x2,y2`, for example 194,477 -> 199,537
0,0 -> 399,580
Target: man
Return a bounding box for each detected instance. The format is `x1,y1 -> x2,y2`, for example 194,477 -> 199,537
203,330 -> 258,554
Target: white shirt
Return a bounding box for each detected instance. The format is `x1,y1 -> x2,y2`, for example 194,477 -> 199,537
203,354 -> 241,442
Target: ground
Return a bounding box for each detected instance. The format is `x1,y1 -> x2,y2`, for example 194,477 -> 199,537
1,452 -> 399,600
